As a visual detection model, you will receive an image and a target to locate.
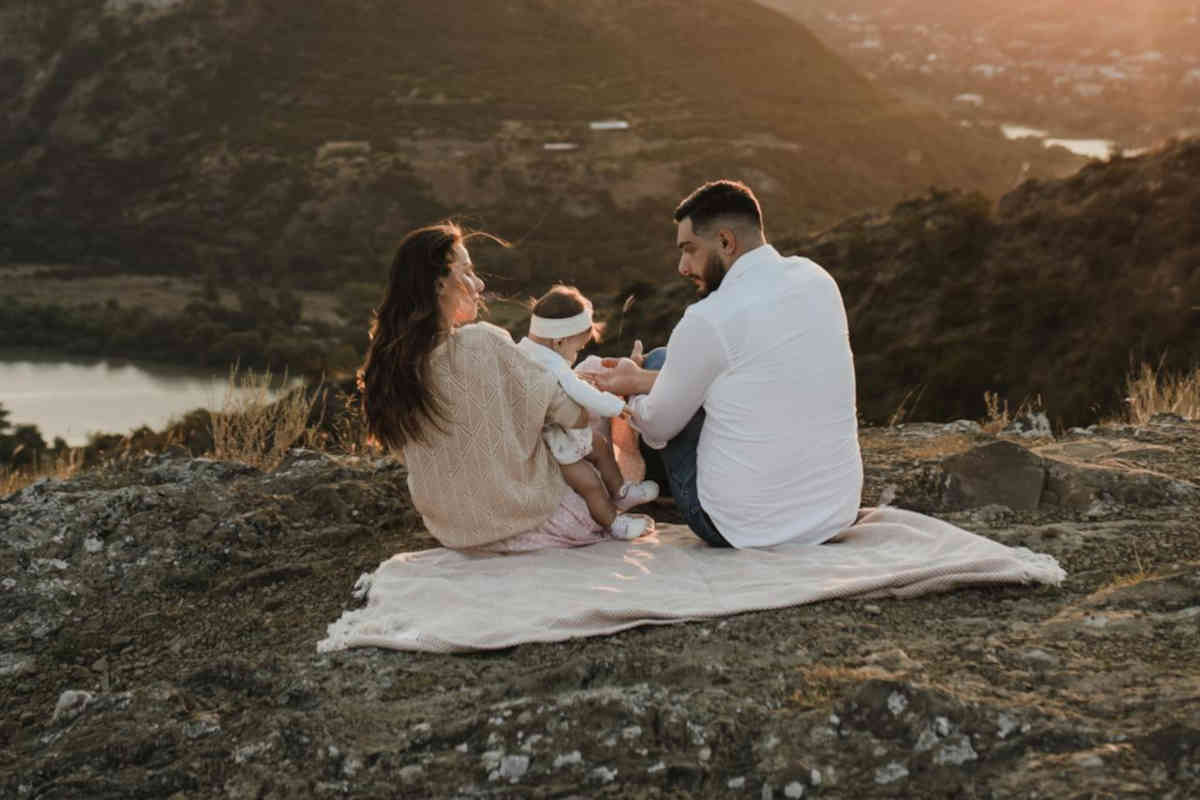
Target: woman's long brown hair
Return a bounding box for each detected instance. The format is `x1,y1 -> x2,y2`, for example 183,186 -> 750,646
358,223 -> 462,451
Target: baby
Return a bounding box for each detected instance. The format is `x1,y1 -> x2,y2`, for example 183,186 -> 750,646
517,285 -> 659,540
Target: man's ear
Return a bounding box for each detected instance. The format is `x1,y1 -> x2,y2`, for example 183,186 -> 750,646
718,228 -> 737,256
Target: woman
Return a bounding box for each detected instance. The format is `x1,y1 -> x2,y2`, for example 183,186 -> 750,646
358,222 -> 622,552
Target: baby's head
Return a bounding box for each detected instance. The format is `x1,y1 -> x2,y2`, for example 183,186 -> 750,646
529,285 -> 604,364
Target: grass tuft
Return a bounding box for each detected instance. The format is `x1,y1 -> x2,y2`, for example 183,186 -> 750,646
1,449 -> 82,497
209,365 -> 320,470
1122,361 -> 1200,424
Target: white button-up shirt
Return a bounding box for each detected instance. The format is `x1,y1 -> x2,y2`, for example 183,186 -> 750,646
628,244 -> 862,547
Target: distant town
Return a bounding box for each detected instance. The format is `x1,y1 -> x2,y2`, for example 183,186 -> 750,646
762,1 -> 1200,155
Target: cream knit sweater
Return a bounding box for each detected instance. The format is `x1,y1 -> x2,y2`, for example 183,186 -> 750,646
401,322 -> 586,549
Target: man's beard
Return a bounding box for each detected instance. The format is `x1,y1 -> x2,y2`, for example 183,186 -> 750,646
694,251 -> 727,298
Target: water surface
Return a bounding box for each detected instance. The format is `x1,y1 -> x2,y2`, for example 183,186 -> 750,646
0,351 -> 294,446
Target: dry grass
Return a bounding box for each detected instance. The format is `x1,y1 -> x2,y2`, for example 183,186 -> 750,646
209,365 -> 320,470
0,449 -> 82,497
887,385 -> 926,428
980,390 -> 1045,434
1122,361 -> 1200,425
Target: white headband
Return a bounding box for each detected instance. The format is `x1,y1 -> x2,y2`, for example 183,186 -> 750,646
530,309 -> 593,339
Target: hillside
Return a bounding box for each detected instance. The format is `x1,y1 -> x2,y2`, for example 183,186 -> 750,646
601,138 -> 1200,428
3,417 -> 1198,796
0,0 -> 1078,292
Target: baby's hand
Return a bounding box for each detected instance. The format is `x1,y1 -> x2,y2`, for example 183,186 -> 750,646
620,404 -> 635,420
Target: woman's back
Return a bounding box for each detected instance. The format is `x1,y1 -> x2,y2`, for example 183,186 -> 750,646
403,322 -> 585,548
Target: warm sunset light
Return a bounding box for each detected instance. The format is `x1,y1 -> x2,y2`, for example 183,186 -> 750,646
2,1 -> 1197,796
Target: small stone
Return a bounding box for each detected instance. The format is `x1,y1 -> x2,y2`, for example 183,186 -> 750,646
934,736 -> 978,765
52,690 -> 94,724
481,750 -> 503,770
589,766 -> 618,784
875,762 -> 909,784
455,742 -> 469,753
784,781 -> 805,798
553,751 -> 582,769
621,725 -> 642,740
863,604 -> 882,615
498,754 -> 530,780
698,746 -> 712,762
887,691 -> 908,716
398,765 -> 423,785
727,776 -> 746,789
810,769 -> 821,786
1020,648 -> 1059,666
647,761 -> 666,774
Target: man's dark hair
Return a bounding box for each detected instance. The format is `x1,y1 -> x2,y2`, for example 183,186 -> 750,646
673,180 -> 763,235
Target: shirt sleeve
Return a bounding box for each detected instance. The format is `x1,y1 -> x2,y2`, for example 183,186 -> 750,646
627,310 -> 727,449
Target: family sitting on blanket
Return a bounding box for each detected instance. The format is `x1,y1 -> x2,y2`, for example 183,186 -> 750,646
357,180 -> 864,551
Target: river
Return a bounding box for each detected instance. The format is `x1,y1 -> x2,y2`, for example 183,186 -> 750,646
0,351 -> 297,447
999,124 -> 1148,160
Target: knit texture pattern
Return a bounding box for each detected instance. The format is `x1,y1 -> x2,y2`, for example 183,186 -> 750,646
402,322 -> 585,549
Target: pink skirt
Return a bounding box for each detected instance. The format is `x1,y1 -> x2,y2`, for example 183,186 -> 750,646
474,489 -> 609,553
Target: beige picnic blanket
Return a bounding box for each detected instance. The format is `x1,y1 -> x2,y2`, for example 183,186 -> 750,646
317,506 -> 1064,653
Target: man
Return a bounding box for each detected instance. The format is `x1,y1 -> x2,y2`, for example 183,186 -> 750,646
594,180 -> 862,548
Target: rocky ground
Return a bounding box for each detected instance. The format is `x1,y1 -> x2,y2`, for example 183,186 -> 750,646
2,415 -> 1198,798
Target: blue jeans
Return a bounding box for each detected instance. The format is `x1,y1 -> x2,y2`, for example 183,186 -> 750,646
640,347 -> 732,548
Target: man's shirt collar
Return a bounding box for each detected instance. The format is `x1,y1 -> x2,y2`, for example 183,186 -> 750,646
722,243 -> 779,288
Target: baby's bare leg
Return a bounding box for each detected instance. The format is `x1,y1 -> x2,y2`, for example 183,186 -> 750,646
582,430 -> 624,498
560,459 -> 617,528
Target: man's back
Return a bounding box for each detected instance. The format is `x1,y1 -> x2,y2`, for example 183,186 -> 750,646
689,244 -> 862,547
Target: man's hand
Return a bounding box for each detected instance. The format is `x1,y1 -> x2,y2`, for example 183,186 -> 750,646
601,339 -> 645,369
592,357 -> 651,396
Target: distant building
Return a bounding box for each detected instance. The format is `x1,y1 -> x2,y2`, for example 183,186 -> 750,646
588,120 -> 630,131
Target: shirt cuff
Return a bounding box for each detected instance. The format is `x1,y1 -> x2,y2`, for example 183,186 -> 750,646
626,394 -> 668,450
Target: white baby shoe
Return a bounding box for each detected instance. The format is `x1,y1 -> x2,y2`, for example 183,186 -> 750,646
615,480 -> 660,511
610,513 -> 654,540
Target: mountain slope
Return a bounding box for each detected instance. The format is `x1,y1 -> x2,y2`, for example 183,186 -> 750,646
1,0 -> 1076,290
607,139 -> 1200,427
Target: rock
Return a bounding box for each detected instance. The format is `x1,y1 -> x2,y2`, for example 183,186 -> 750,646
1002,412 -> 1053,438
51,690 -> 94,724
498,754 -> 530,780
398,764 -> 424,785
941,441 -> 1046,510
1040,455 -> 1200,511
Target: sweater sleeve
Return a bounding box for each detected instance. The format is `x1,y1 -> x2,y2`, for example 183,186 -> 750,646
547,385 -> 587,428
